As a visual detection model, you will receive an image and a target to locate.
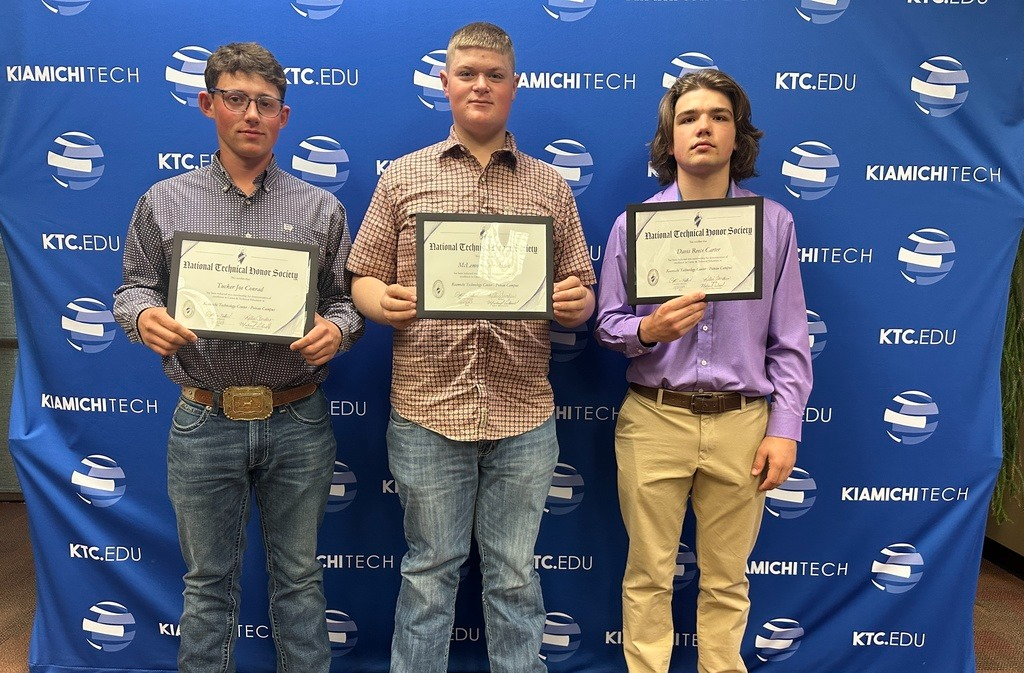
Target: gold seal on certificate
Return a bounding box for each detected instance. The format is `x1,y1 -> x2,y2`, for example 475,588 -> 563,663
416,213 -> 555,319
626,197 -> 763,304
167,232 -> 319,344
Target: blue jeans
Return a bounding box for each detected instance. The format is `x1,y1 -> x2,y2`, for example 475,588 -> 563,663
166,389 -> 335,673
386,410 -> 558,673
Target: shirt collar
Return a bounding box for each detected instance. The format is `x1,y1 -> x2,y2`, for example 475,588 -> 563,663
211,152 -> 282,193
438,126 -> 519,170
667,180 -> 736,201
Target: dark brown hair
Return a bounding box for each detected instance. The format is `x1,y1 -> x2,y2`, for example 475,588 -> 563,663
649,69 -> 763,186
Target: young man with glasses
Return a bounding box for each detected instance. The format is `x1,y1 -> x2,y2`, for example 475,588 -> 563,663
113,42 -> 363,673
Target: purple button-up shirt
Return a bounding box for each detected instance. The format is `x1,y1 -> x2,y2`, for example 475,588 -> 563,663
594,182 -> 812,441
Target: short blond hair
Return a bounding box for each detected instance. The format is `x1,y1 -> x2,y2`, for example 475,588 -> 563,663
446,22 -> 515,72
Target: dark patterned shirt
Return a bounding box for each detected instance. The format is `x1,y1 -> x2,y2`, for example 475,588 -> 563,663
347,129 -> 596,441
113,154 -> 363,390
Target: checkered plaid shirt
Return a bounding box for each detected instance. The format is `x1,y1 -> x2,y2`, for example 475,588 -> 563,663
348,129 -> 595,441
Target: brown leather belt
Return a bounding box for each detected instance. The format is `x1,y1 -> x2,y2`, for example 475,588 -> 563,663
181,383 -> 318,421
629,383 -> 751,414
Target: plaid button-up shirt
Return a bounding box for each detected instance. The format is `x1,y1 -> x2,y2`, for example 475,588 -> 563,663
348,129 -> 596,441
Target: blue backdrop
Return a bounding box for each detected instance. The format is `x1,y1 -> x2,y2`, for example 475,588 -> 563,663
1,1 -> 1022,671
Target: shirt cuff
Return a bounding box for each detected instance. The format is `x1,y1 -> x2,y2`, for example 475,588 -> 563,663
766,408 -> 803,443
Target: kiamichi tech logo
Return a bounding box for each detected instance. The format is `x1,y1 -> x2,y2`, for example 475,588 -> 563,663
550,322 -> 589,362
83,601 -> 135,651
663,52 -> 717,88
41,0 -> 90,15
543,139 -> 594,197
48,131 -> 104,190
543,0 -> 597,22
292,136 -> 350,193
63,297 -> 116,353
166,46 -> 211,107
755,618 -> 804,662
546,463 -> 584,515
795,0 -> 850,24
898,228 -> 955,285
414,50 -> 449,111
871,543 -> 924,593
911,56 -> 969,117
326,609 -> 358,656
782,141 -> 839,200
326,461 -> 357,512
884,391 -> 938,444
541,612 -> 582,662
290,0 -> 345,20
72,455 -> 126,507
765,467 -> 817,519
807,310 -> 827,360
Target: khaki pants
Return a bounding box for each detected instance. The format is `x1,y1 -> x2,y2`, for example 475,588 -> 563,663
615,389 -> 769,673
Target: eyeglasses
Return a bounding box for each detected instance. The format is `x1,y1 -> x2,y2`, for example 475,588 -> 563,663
208,88 -> 285,118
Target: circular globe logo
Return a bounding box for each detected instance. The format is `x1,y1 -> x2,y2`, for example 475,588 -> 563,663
290,0 -> 344,20
63,297 -> 116,353
806,310 -> 827,360
663,52 -> 718,89
898,228 -> 955,285
543,0 -> 597,22
765,467 -> 817,519
884,390 -> 938,445
166,46 -> 212,107
673,542 -> 697,591
326,461 -> 357,512
755,618 -> 804,662
782,141 -> 839,200
83,601 -> 135,652
292,136 -> 350,193
414,50 -> 449,111
871,543 -> 924,594
795,0 -> 850,24
72,455 -> 126,507
544,139 -> 594,197
326,609 -> 358,656
550,321 -> 589,362
911,56 -> 969,118
48,132 -> 104,191
41,0 -> 91,15
545,463 -> 584,515
540,612 -> 581,662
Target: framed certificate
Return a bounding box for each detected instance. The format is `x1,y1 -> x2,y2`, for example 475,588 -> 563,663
416,213 -> 554,319
167,232 -> 319,344
627,197 -> 763,304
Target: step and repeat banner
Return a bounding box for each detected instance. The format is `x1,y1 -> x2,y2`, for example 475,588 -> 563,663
1,1 -> 1022,672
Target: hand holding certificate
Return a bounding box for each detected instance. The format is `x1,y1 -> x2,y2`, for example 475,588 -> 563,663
626,197 -> 763,305
167,232 -> 319,344
416,213 -> 554,319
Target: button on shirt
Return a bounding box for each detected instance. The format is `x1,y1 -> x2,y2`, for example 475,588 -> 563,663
113,154 -> 364,390
347,129 -> 596,441
594,183 -> 812,441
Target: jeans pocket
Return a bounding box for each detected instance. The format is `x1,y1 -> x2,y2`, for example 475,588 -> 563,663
285,390 -> 329,426
171,398 -> 209,433
388,408 -> 416,428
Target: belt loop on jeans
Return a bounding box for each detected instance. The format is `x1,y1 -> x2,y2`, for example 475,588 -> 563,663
656,387 -> 665,407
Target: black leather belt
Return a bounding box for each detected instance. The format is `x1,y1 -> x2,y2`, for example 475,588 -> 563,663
181,383 -> 318,421
629,383 -> 751,414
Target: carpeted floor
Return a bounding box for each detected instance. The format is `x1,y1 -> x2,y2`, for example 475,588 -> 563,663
1,502 -> 1022,672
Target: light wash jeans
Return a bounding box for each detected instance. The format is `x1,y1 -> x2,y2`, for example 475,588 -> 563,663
166,389 -> 335,673
386,410 -> 558,673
